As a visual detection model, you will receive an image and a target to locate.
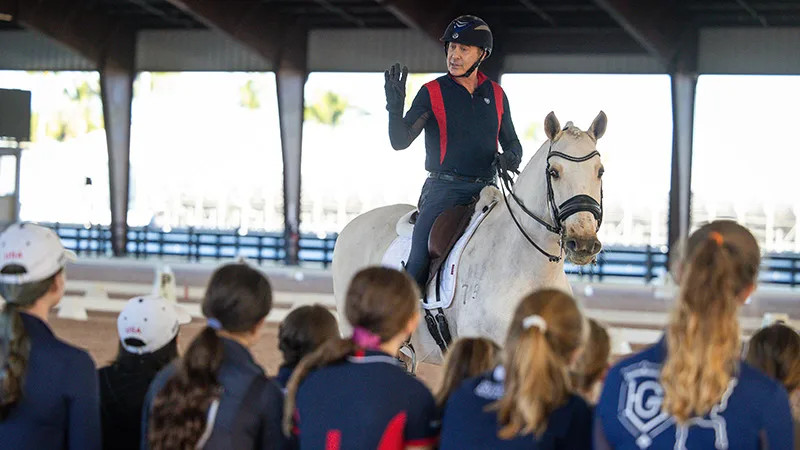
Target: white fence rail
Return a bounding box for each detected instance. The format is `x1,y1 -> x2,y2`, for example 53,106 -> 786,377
46,278 -> 798,356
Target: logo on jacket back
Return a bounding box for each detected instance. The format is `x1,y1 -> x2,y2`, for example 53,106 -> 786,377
618,361 -> 674,448
617,360 -> 735,449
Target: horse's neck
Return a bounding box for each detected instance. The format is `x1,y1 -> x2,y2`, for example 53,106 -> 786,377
504,141 -> 562,256
481,141 -> 565,283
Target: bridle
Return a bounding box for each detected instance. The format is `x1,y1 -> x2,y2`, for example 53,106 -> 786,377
497,142 -> 603,263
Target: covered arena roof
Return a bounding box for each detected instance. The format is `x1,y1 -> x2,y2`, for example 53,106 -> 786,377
1,0 -> 800,74
3,0 -> 800,31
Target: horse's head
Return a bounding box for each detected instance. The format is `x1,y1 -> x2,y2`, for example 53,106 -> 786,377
542,111 -> 606,265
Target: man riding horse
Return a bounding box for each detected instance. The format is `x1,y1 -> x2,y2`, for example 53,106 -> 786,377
384,15 -> 523,291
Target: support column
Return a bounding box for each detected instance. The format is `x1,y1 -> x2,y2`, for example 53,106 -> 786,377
99,31 -> 136,256
276,28 -> 309,265
666,33 -> 698,269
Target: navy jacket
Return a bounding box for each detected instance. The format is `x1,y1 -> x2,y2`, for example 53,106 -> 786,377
292,349 -> 440,449
0,313 -> 101,450
389,72 -> 523,179
98,347 -> 175,450
141,338 -> 292,450
274,365 -> 294,391
595,337 -> 794,450
440,366 -> 593,450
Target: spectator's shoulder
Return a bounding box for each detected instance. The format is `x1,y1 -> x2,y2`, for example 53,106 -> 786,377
567,393 -> 592,414
740,361 -> 786,391
608,342 -> 663,378
739,361 -> 790,407
448,372 -> 494,408
55,340 -> 96,372
148,362 -> 178,394
258,376 -> 285,402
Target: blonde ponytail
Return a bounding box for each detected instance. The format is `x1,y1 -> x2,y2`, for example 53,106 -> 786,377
661,221 -> 760,423
493,289 -> 585,439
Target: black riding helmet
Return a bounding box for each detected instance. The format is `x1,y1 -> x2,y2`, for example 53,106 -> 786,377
440,15 -> 493,78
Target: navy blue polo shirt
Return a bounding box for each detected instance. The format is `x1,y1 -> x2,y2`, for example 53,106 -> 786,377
274,365 -> 294,391
389,71 -> 523,179
440,366 -> 593,449
141,337 -> 291,450
293,349 -> 440,449
595,336 -> 794,450
0,312 -> 101,450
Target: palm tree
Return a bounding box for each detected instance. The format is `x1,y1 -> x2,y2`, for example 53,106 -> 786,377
25,72 -> 103,142
61,78 -> 104,136
304,91 -> 367,127
240,79 -> 261,110
524,121 -> 542,142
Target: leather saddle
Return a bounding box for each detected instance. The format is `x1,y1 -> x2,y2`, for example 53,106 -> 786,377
420,201 -> 478,284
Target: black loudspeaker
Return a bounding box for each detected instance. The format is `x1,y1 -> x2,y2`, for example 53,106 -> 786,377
0,89 -> 32,142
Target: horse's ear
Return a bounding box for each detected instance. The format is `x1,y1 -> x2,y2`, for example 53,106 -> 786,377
545,112 -> 560,141
589,111 -> 607,140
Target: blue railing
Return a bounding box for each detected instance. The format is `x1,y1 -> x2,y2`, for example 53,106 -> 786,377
43,223 -> 800,287
47,223 -> 337,268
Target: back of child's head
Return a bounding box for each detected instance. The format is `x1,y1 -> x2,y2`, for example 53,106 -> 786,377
494,289 -> 585,439
278,304 -> 339,368
148,263 -> 273,449
437,337 -> 501,408
571,318 -> 610,403
283,266 -> 420,435
746,323 -> 800,393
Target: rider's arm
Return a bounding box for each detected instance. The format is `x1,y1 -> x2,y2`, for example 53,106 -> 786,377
389,87 -> 432,151
498,91 -> 523,164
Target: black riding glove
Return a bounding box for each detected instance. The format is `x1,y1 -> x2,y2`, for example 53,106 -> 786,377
384,63 -> 408,114
498,151 -> 521,173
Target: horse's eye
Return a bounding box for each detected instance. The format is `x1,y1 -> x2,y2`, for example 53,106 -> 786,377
549,168 -> 560,179
598,167 -> 605,178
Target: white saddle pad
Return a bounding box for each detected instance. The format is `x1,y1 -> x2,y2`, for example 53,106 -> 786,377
381,200 -> 497,310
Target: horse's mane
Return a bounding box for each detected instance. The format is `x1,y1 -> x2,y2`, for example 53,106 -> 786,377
555,121 -> 596,143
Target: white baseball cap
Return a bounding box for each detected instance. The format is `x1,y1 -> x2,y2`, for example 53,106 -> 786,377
0,223 -> 77,284
117,295 -> 192,355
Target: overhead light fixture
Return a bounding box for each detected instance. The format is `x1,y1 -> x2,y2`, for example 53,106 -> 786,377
0,13 -> 12,22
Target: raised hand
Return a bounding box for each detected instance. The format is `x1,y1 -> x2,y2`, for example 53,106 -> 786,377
384,62 -> 408,114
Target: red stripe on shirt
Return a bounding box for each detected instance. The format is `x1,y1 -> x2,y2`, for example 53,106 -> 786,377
491,81 -> 505,151
325,430 -> 342,450
406,436 -> 440,446
292,409 -> 301,436
424,80 -> 448,164
377,411 -> 407,450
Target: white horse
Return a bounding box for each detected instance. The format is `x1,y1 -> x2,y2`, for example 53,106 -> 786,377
332,111 -> 607,364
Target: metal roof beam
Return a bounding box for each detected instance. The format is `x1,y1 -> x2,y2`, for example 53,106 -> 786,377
375,0 -> 455,42
312,0 -> 367,28
504,28 -> 645,54
164,0 -> 305,65
518,0 -> 557,27
592,0 -> 683,65
0,0 -> 135,69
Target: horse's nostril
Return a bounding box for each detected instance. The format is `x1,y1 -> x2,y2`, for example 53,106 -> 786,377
591,240 -> 602,254
565,239 -> 578,252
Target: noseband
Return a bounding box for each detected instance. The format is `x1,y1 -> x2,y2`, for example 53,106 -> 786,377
497,143 -> 603,263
